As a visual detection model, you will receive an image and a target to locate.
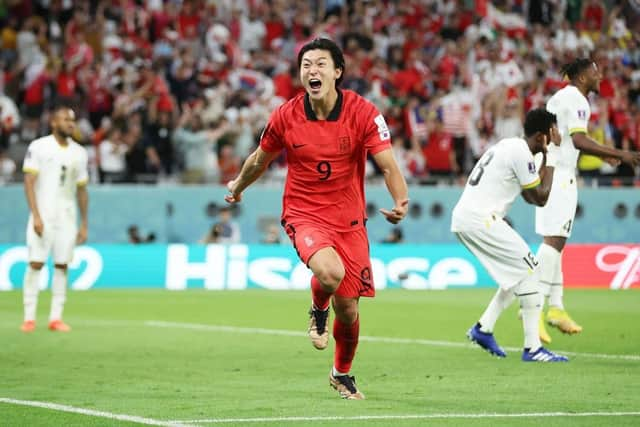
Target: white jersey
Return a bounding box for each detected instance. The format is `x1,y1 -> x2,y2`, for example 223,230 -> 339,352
545,85 -> 590,171
23,135 -> 88,223
451,138 -> 540,231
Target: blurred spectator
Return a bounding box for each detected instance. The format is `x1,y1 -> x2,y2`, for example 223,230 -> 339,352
381,227 -> 404,244
200,223 -> 223,244
261,223 -> 282,244
173,102 -> 228,184
422,112 -> 459,179
211,206 -> 241,243
0,0 -> 638,187
127,225 -> 156,244
0,147 -> 16,185
99,126 -> 128,183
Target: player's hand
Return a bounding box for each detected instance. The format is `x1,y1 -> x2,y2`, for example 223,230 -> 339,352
33,216 -> 44,237
620,151 -> 640,167
603,157 -> 621,167
380,199 -> 409,224
76,224 -> 88,244
224,180 -> 243,204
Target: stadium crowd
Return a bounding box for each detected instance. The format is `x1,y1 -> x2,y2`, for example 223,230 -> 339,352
1,0 -> 639,186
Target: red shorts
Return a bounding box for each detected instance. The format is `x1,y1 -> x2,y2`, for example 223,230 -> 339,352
283,222 -> 374,298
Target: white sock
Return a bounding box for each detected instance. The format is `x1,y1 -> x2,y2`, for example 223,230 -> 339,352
478,288 -> 515,333
332,366 -> 348,377
515,277 -> 543,351
536,243 -> 558,303
23,267 -> 42,321
49,268 -> 68,321
549,257 -> 564,309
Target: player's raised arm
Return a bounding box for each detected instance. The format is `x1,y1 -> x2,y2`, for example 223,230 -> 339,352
521,146 -> 556,207
225,146 -> 280,204
372,148 -> 409,224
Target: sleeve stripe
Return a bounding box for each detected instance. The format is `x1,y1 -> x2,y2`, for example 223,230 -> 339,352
22,167 -> 39,174
522,178 -> 540,189
569,127 -> 587,135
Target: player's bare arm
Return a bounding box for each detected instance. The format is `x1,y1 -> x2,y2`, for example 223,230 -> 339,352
23,172 -> 43,237
76,184 -> 89,244
225,147 -> 280,204
572,133 -> 640,167
372,148 -> 409,224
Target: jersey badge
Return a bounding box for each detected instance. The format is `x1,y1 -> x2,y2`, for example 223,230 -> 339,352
339,136 -> 351,153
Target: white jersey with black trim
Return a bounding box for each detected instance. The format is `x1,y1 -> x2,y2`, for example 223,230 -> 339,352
545,84 -> 590,171
22,134 -> 89,222
451,138 -> 540,231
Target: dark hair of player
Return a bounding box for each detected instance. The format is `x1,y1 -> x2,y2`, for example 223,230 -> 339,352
559,58 -> 594,81
524,108 -> 557,137
297,37 -> 345,87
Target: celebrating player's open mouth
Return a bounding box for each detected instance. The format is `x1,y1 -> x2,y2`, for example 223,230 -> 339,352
308,78 -> 322,95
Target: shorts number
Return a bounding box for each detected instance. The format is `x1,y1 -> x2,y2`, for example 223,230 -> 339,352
317,161 -> 332,181
522,252 -> 539,269
468,151 -> 495,186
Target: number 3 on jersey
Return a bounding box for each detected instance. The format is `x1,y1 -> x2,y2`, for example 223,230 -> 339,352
468,151 -> 494,186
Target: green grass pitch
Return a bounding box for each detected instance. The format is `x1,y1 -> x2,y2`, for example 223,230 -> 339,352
1,289 -> 639,426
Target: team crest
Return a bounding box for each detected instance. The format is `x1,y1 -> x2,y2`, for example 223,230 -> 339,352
339,136 -> 351,153
528,161 -> 536,174
304,236 -> 314,247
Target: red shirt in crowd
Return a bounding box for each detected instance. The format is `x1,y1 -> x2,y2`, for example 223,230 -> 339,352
260,89 -> 391,231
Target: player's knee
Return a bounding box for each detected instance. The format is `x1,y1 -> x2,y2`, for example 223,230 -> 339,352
315,264 -> 345,291
514,277 -> 542,309
29,262 -> 44,270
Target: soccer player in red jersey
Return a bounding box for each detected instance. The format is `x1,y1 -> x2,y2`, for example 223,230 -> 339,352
225,38 -> 409,399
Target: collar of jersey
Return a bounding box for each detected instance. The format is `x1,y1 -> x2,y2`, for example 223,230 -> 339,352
304,89 -> 343,121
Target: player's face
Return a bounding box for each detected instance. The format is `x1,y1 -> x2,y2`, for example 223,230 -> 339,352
52,109 -> 76,138
584,63 -> 602,94
300,49 -> 342,101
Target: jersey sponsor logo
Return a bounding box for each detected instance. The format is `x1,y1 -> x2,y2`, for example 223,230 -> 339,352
373,114 -> 391,141
528,161 -> 536,174
338,136 -> 351,153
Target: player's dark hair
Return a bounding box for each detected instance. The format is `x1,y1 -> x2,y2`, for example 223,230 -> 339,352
297,37 -> 345,87
524,108 -> 557,137
559,58 -> 593,81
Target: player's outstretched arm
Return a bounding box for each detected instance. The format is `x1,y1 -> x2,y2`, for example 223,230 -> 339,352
225,147 -> 280,204
372,148 -> 409,224
572,133 -> 640,167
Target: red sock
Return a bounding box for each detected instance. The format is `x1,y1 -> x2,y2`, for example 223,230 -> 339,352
311,276 -> 331,311
333,316 -> 360,374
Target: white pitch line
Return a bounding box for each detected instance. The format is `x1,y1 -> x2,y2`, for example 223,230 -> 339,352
145,320 -> 640,361
169,411 -> 640,424
0,398 -> 196,427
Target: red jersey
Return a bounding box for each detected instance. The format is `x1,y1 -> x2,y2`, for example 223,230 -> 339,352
260,89 -> 391,231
